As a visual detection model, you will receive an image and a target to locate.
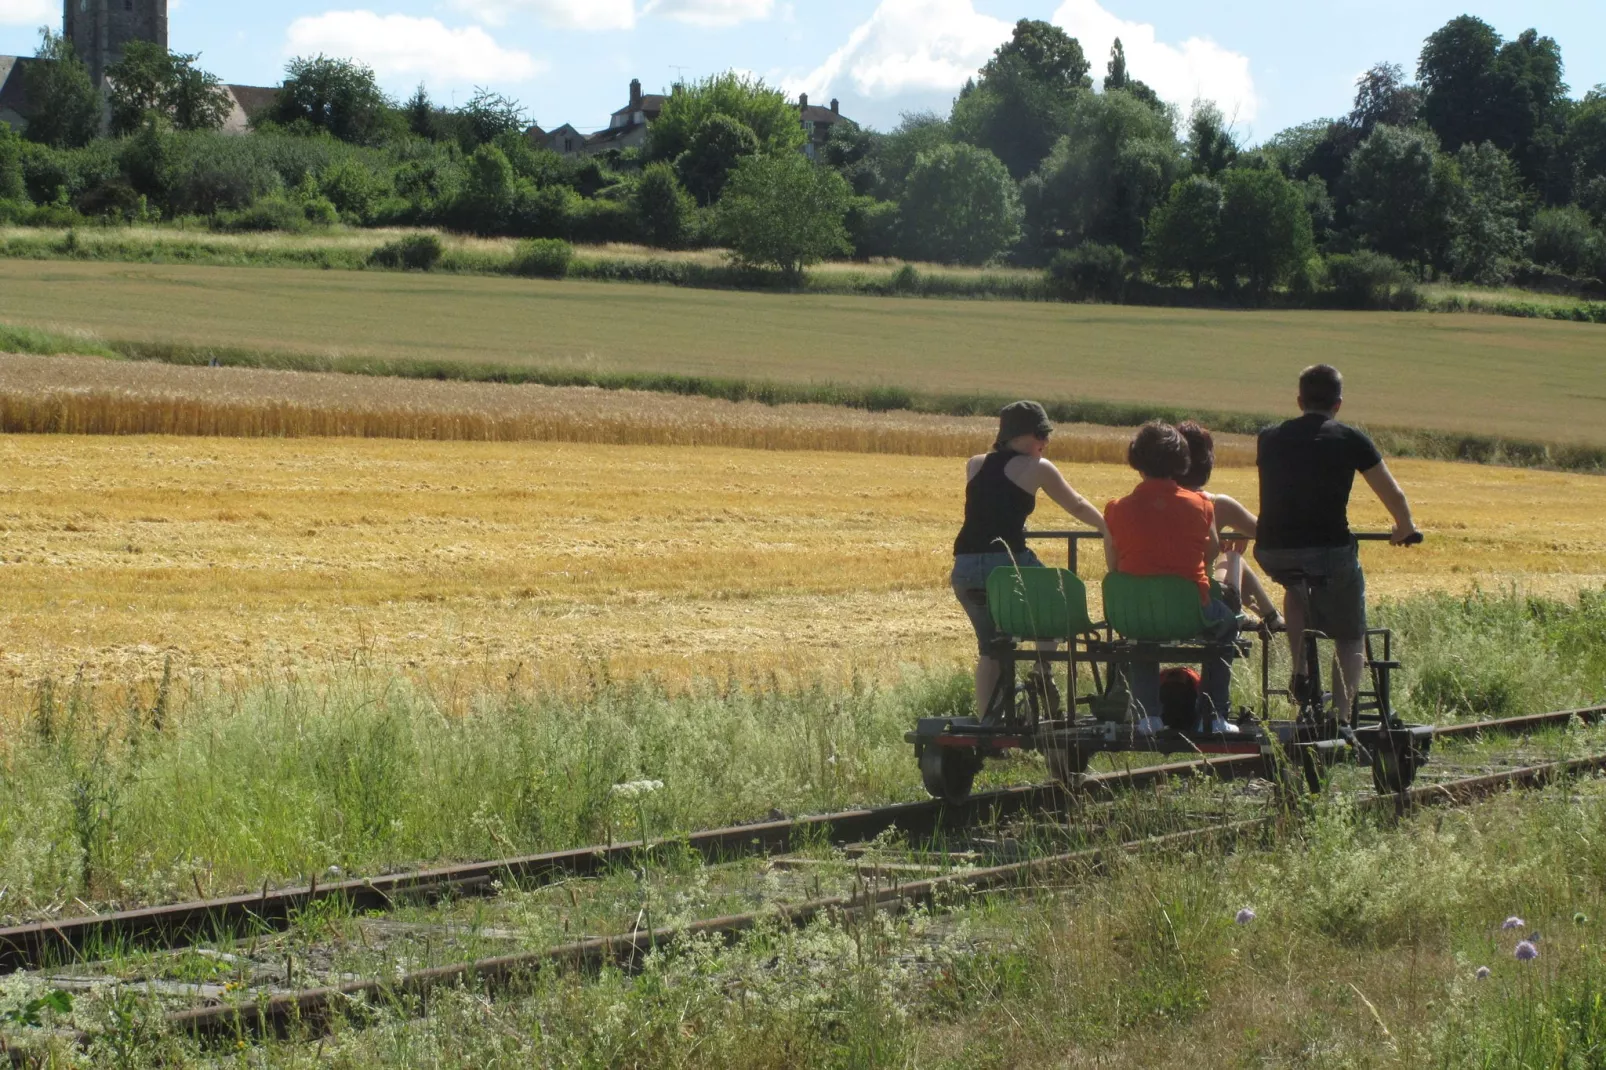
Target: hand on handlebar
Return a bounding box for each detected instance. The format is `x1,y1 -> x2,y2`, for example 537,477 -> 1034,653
1390,523 -> 1424,546
1221,535 -> 1251,556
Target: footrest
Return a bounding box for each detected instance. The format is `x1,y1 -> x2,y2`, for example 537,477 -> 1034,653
1369,661 -> 1402,670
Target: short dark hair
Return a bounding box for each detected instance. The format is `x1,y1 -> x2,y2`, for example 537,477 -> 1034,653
1299,364 -> 1343,412
1127,421 -> 1192,481
1176,421 -> 1214,490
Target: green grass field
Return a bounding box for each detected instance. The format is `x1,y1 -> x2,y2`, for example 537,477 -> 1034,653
2,259 -> 1604,448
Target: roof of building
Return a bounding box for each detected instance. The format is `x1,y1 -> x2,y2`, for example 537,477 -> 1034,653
800,104 -> 844,124
226,84 -> 279,118
585,124 -> 640,148
0,56 -> 34,123
610,94 -> 666,119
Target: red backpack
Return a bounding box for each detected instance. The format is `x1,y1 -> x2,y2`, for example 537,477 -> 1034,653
1159,667 -> 1201,732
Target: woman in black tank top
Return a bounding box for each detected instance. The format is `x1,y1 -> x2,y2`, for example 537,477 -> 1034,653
952,402 -> 1109,719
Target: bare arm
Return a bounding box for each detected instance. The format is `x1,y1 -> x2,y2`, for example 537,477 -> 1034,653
1360,463 -> 1419,544
1037,460 -> 1108,533
1210,494 -> 1258,539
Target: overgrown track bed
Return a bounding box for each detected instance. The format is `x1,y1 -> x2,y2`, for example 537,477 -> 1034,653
80,747 -> 1606,1051
4,705 -> 1599,979
0,758 -> 1247,976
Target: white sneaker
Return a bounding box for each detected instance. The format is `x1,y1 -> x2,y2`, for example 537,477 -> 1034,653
1199,715 -> 1242,735
1135,715 -> 1166,736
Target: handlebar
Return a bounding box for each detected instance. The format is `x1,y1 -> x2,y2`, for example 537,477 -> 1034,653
1024,530 -> 1425,571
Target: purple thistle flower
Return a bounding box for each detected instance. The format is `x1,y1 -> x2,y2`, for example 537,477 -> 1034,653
1515,941 -> 1539,961
1502,916 -> 1525,930
1235,908 -> 1256,924
1475,966 -> 1491,980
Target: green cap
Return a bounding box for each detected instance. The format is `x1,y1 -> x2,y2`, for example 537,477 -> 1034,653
995,400 -> 1052,449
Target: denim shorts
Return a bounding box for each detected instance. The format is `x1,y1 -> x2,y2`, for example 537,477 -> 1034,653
952,549 -> 1045,655
1255,543 -> 1367,641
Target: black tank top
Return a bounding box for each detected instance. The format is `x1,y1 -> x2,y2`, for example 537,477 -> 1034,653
953,449 -> 1036,555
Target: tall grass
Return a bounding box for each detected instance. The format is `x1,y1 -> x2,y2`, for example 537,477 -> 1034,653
1,588 -> 1600,919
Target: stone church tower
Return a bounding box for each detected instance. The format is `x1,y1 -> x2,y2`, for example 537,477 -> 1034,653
64,0 -> 168,86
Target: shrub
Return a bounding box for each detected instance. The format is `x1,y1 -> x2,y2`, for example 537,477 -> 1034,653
367,233 -> 444,272
1529,206 -> 1603,279
1324,250 -> 1410,309
634,162 -> 693,249
846,198 -> 899,261
898,143 -> 1022,265
212,195 -> 308,233
302,195 -> 339,227
1048,243 -> 1132,302
509,238 -> 573,279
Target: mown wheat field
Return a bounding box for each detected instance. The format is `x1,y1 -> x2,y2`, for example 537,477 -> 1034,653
3,422 -> 1603,723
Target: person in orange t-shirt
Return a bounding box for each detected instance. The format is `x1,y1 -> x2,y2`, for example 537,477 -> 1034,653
1104,422 -> 1240,734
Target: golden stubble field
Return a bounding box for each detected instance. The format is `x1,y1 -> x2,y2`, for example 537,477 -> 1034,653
2,433 -> 1603,718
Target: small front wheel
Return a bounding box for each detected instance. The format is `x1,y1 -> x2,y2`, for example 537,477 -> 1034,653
1371,740 -> 1421,794
920,745 -> 979,803
1044,744 -> 1092,791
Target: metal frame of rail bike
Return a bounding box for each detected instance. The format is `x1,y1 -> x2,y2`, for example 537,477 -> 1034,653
908,531 -> 1434,802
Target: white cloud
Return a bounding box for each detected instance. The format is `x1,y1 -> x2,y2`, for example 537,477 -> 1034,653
793,0 -> 1011,100
285,11 -> 544,83
643,0 -> 772,27
451,0 -> 635,31
1051,0 -> 1257,123
0,0 -> 54,28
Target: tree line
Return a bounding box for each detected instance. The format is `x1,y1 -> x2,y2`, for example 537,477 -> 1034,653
3,16 -> 1605,303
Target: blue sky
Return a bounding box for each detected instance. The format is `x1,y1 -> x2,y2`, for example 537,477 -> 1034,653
2,1 -> 1602,142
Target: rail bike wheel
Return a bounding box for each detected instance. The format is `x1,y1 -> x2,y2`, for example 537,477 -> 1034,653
920,744 -> 980,803
1044,743 -> 1092,791
1370,738 -> 1422,794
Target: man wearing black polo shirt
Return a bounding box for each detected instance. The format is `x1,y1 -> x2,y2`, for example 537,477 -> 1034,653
1255,365 -> 1419,721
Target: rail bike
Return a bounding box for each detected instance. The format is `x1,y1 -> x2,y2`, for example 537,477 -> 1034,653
908,531 -> 1434,803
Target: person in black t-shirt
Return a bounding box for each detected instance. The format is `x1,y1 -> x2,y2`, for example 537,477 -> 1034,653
1254,364 -> 1419,720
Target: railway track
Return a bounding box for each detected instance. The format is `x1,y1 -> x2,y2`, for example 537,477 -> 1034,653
6,703 -> 1597,977
2,703 -> 1602,1057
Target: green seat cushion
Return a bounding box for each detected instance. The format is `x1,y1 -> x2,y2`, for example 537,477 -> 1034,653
986,567 -> 1094,641
1102,572 -> 1208,641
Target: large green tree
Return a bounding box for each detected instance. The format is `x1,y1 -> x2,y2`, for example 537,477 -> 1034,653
1024,89 -> 1181,257
107,40 -> 233,136
675,113 -> 758,206
951,19 -> 1091,180
645,73 -> 803,163
1418,17 -> 1568,192
1348,63 -> 1422,137
898,143 -> 1022,265
1144,175 -> 1223,288
1186,102 -> 1237,177
1562,88 -> 1606,209
269,55 -> 393,144
23,29 -> 103,149
1447,141 -> 1523,284
1215,167 -> 1316,298
1345,123 -> 1459,273
635,161 -> 694,248
718,154 -> 850,281
1103,38 -> 1164,113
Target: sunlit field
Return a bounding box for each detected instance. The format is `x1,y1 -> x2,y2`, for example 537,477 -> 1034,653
2,259 -> 1604,448
2,431 -> 1602,721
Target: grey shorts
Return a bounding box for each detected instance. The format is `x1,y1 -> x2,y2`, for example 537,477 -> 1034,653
952,549 -> 1045,655
1255,543 -> 1368,641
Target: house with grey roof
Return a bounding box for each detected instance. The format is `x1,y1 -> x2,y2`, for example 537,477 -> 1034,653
541,78 -> 852,160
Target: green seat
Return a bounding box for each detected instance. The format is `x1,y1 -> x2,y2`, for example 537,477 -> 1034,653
986,567 -> 1094,641
1102,572 -> 1208,642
